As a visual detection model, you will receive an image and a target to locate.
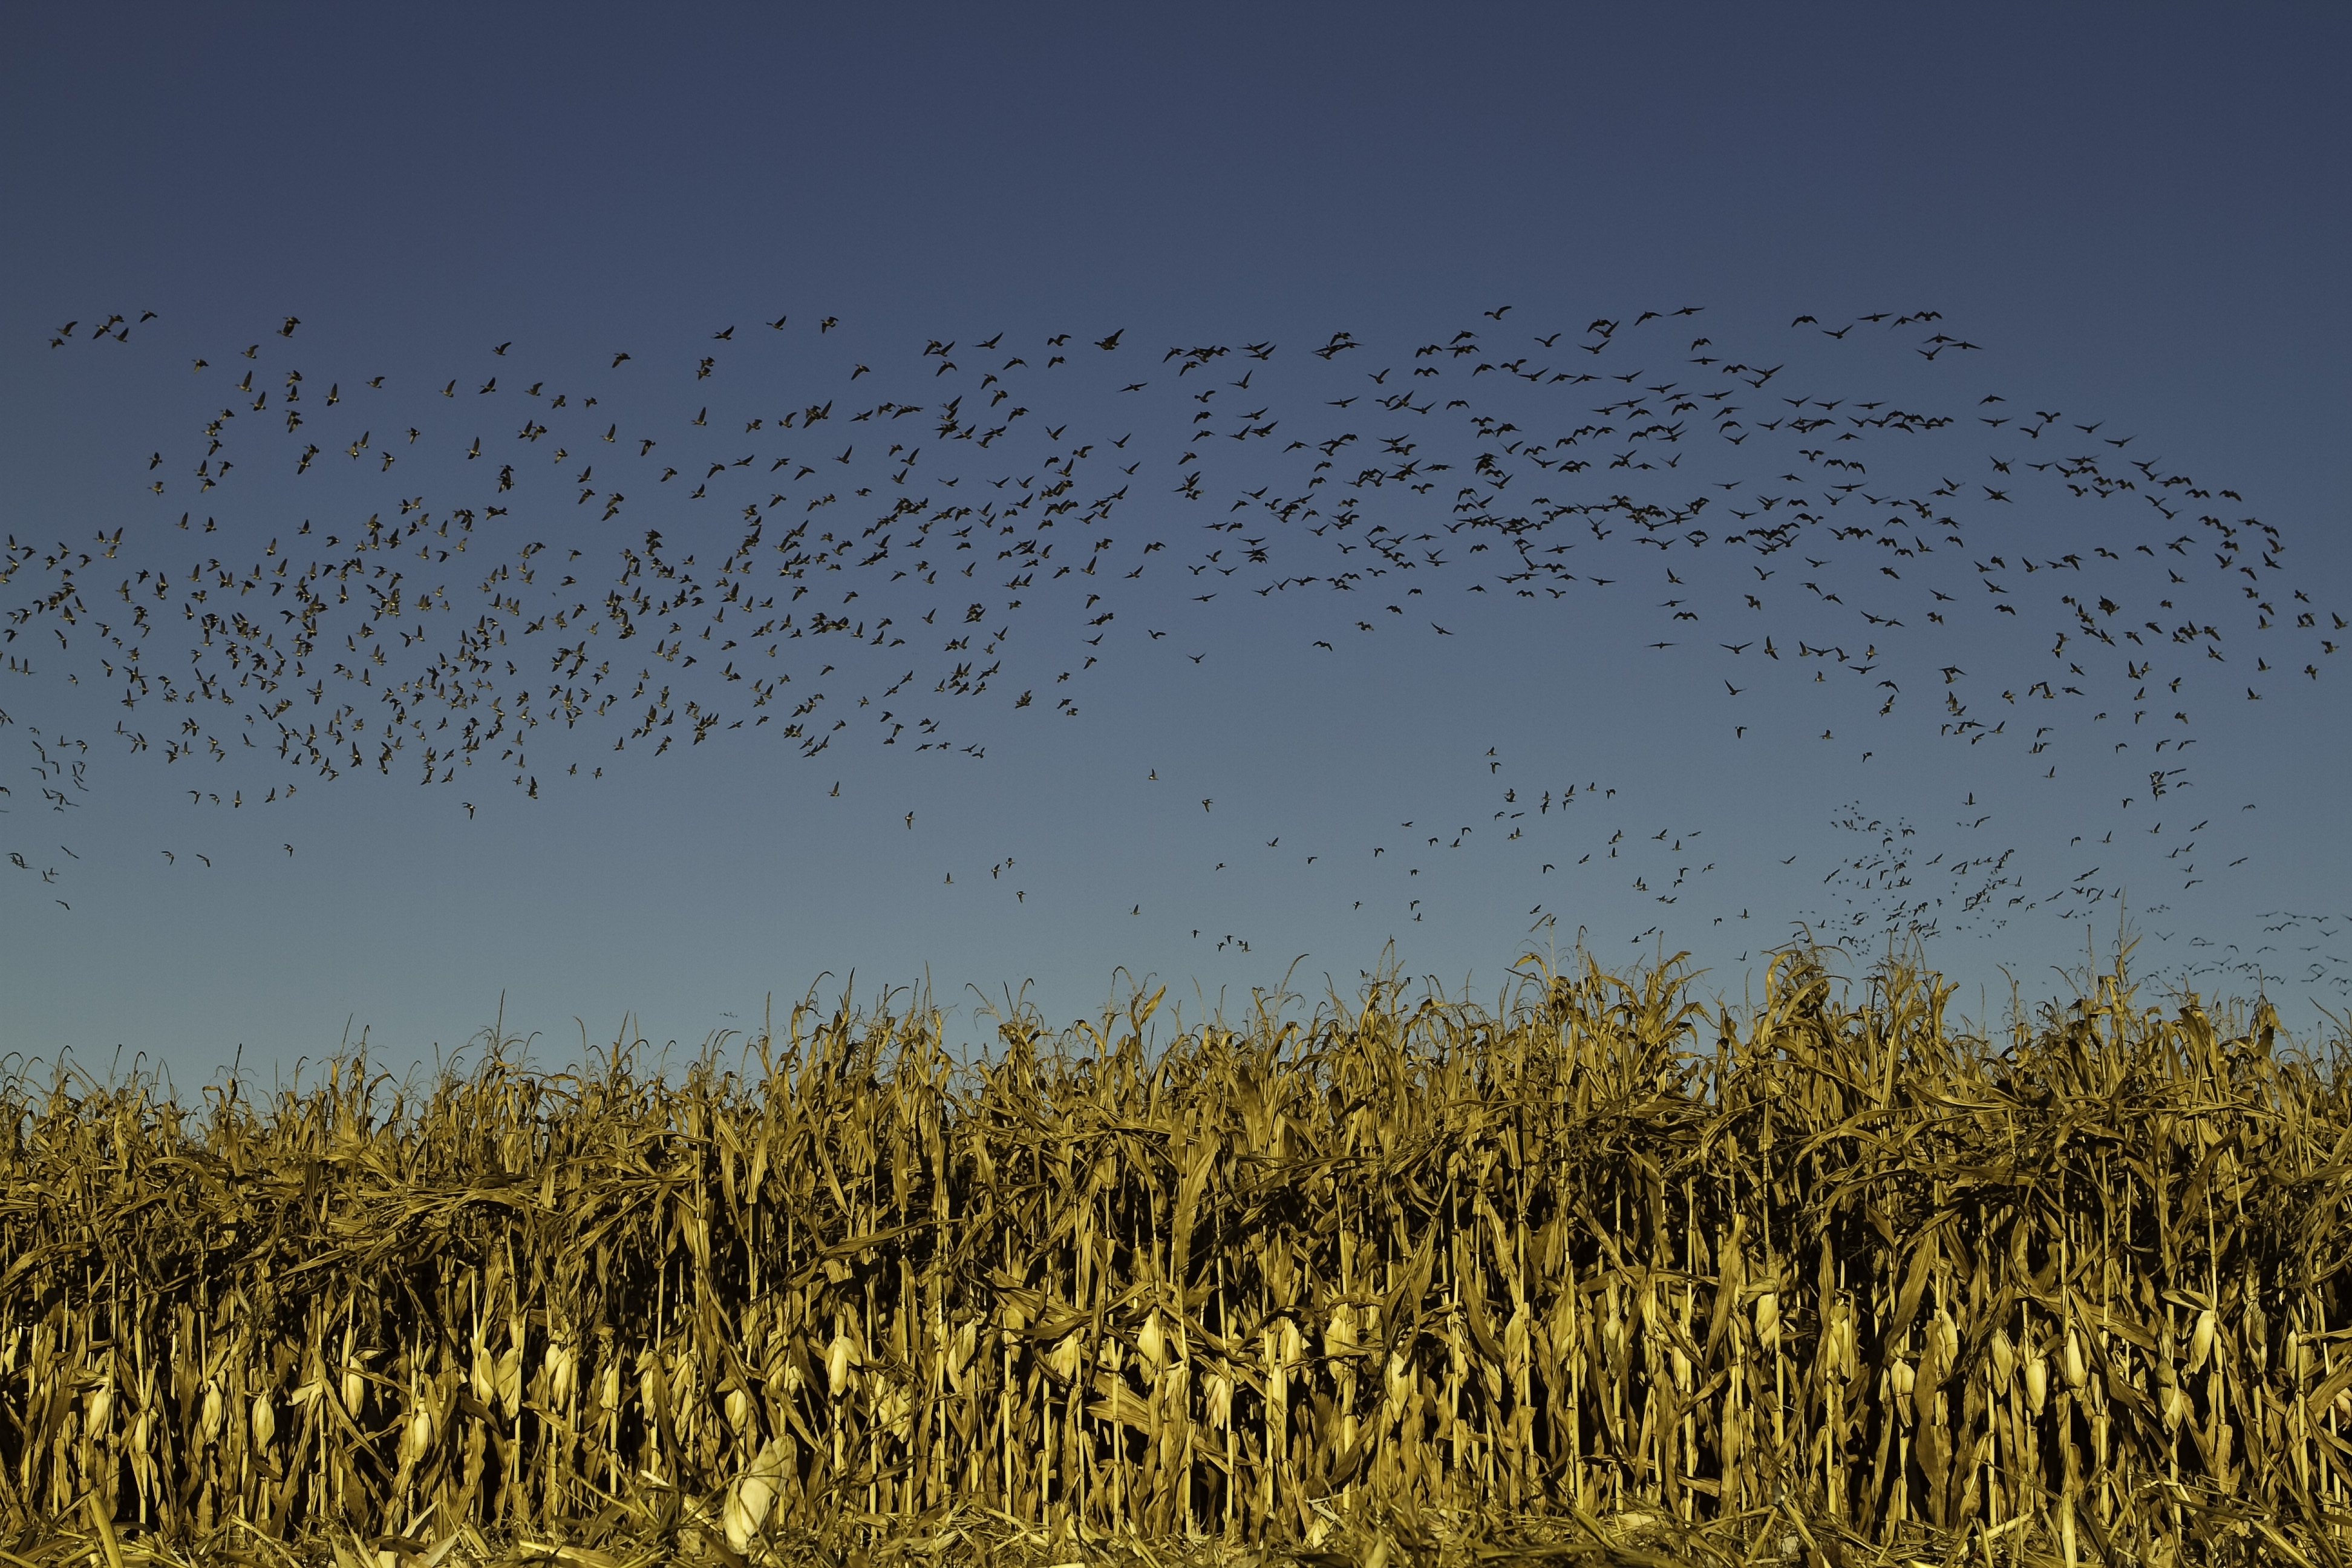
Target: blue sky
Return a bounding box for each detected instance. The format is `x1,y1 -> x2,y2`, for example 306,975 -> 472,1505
4,5 -> 2347,1079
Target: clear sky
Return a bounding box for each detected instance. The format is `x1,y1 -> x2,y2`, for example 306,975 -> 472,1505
4,5 -> 2347,1081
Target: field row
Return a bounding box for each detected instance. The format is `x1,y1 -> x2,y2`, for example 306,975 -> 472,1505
3,952 -> 2347,1565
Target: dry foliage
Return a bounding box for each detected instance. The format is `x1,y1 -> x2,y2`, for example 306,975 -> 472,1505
4,947 -> 2351,1567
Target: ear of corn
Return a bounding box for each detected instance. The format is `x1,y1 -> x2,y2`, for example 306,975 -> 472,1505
1,948 -> 2347,1564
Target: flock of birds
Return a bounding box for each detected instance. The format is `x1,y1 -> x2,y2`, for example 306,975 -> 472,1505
7,303 -> 2346,998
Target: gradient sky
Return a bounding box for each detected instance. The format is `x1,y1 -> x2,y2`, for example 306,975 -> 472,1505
4,4 -> 2347,1082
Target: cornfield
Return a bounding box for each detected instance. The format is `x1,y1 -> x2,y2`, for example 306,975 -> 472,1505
5,948 -> 2351,1568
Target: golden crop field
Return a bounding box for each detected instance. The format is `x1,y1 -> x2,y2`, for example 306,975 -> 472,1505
3,948 -> 2348,1568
